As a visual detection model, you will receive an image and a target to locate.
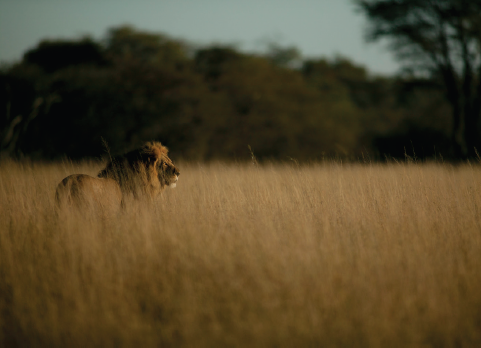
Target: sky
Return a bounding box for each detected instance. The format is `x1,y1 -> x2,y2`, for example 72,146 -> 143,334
0,0 -> 400,75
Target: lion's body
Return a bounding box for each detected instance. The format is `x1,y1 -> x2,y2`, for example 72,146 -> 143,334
55,142 -> 179,211
55,174 -> 122,212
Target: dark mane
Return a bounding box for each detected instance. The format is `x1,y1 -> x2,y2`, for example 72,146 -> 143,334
97,141 -> 177,199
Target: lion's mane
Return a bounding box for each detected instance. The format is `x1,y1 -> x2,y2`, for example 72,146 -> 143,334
98,141 -> 179,200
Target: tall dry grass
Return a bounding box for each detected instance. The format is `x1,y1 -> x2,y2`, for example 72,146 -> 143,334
1,159 -> 481,347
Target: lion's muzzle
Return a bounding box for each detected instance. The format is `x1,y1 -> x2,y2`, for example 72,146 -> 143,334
169,174 -> 179,188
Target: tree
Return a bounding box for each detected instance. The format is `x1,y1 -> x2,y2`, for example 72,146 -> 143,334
0,65 -> 60,158
265,43 -> 302,69
105,26 -> 189,66
356,0 -> 481,158
23,38 -> 106,73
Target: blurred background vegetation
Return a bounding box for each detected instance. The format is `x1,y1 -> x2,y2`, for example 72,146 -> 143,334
0,13 -> 471,161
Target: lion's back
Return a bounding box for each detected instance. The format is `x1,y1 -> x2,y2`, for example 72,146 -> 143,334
55,174 -> 122,211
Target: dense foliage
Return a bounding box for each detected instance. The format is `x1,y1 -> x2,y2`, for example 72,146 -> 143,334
1,26 -> 453,161
357,0 -> 481,159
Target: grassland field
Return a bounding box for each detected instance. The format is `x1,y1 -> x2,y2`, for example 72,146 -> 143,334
1,159 -> 481,347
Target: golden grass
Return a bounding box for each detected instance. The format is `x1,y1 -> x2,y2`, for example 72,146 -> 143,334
1,160 -> 481,347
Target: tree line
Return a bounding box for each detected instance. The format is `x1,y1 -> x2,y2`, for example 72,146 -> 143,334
0,24 -> 460,162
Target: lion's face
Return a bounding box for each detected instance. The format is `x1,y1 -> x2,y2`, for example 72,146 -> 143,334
159,159 -> 180,188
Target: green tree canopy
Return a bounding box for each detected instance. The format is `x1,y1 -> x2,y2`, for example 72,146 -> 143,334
23,38 -> 105,73
356,0 -> 481,158
105,25 -> 189,66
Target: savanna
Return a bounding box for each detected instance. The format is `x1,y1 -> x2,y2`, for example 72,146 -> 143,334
1,159 -> 481,347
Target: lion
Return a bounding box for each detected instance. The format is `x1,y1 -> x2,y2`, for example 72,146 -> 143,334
55,141 -> 179,211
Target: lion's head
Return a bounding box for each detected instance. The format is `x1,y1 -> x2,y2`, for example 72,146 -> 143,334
157,150 -> 180,189
98,141 -> 179,199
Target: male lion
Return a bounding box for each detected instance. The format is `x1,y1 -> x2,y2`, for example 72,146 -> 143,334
55,141 -> 179,211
